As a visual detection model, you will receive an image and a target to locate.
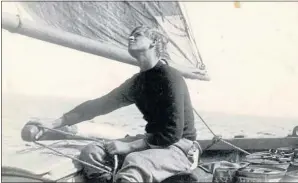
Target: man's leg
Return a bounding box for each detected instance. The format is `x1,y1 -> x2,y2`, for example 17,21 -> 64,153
79,141 -> 113,180
114,141 -> 195,183
79,134 -> 146,180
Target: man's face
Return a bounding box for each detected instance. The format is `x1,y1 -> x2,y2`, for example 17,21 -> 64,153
128,29 -> 154,56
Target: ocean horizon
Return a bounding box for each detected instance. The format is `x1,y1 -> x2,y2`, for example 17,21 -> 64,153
3,92 -> 297,159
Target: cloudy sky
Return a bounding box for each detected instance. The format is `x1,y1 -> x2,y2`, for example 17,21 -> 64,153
2,2 -> 298,118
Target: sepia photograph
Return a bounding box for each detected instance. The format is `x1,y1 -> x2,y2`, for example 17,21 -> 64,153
1,1 -> 298,182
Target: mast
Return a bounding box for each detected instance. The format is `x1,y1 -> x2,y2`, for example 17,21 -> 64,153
2,12 -> 210,80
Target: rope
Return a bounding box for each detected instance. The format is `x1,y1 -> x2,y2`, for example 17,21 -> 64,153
14,2 -> 22,17
203,136 -> 222,151
37,125 -> 106,143
33,141 -> 112,174
178,2 -> 205,69
31,125 -> 117,175
112,155 -> 119,183
220,139 -> 251,155
193,108 -> 251,155
193,108 -> 216,137
34,108 -> 252,178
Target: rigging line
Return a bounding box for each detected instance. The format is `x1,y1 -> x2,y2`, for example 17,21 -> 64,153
37,125 -> 107,143
14,2 -> 21,16
192,108 -> 216,137
178,3 -> 205,68
184,11 -> 204,68
16,141 -> 62,154
33,141 -> 113,174
176,3 -> 200,66
220,139 -> 251,155
179,3 -> 202,57
192,108 -> 251,155
35,126 -> 124,175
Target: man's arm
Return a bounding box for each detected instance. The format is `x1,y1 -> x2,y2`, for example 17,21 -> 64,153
50,75 -> 137,129
128,138 -> 149,152
105,138 -> 150,155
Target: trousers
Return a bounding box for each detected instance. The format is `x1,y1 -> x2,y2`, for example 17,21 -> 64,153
79,135 -> 201,182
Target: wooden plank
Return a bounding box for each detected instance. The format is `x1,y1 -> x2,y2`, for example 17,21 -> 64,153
198,137 -> 298,151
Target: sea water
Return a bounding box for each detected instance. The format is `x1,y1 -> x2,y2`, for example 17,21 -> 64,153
2,93 -> 297,161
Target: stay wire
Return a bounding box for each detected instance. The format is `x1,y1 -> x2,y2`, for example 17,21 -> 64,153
193,108 -> 251,155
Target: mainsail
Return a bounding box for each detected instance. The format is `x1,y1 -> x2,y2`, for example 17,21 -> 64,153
3,2 -> 209,80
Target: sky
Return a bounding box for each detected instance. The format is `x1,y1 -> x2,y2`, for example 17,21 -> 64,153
2,2 -> 298,118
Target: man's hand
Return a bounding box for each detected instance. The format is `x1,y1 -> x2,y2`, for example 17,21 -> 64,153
105,140 -> 132,155
21,118 -> 65,142
21,120 -> 48,142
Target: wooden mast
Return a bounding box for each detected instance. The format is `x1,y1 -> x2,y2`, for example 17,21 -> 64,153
2,12 -> 210,81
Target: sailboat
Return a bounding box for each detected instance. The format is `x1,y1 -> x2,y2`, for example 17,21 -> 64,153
2,1 -> 298,182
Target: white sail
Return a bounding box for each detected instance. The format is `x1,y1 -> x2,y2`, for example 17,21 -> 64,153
16,1 -> 209,80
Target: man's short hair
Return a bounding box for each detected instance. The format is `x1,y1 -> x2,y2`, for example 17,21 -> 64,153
130,25 -> 171,62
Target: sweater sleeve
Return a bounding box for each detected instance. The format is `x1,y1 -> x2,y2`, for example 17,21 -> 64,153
145,74 -> 185,147
61,75 -> 137,126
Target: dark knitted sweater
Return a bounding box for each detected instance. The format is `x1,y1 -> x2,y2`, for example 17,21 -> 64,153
62,62 -> 197,147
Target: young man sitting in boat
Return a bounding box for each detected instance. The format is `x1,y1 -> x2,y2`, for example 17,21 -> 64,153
21,25 -> 201,183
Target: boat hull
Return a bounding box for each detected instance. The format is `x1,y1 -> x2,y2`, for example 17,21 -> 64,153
2,135 -> 298,182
